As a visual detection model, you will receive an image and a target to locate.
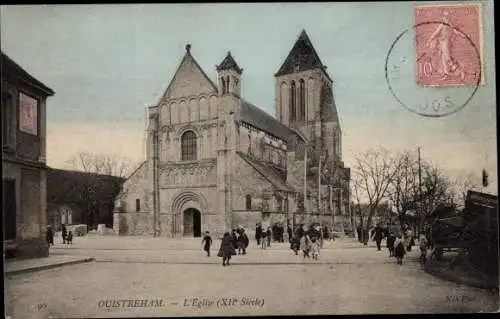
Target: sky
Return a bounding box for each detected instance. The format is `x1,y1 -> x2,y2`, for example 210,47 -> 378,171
1,2 -> 497,195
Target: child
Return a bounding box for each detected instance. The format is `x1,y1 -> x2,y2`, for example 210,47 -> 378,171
386,232 -> 396,257
394,234 -> 406,265
290,235 -> 300,255
311,236 -> 320,261
419,234 -> 428,264
300,233 -> 312,259
66,230 -> 73,246
202,231 -> 212,257
46,225 -> 54,247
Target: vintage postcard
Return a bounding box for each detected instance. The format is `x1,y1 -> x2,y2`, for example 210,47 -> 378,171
2,2 -> 498,318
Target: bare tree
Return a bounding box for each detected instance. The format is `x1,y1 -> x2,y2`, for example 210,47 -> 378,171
387,150 -> 421,228
448,171 -> 479,207
351,147 -> 400,241
417,163 -> 453,223
65,152 -> 132,226
66,152 -> 131,177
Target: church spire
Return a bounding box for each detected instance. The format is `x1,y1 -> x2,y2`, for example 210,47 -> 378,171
216,51 -> 243,75
274,29 -> 328,79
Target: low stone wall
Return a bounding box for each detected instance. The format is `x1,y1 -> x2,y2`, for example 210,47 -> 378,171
9,238 -> 49,260
113,212 -> 153,236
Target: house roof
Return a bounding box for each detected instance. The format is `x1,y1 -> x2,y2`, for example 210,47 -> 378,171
238,151 -> 295,193
1,51 -> 55,96
216,51 -> 243,74
47,168 -> 125,205
274,30 -> 332,82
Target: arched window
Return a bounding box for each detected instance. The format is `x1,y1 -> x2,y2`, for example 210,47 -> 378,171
226,76 -> 230,93
299,79 -> 305,122
245,195 -> 252,210
181,130 -> 197,161
289,81 -> 296,122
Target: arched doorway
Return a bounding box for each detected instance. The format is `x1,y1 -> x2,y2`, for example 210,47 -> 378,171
183,208 -> 202,237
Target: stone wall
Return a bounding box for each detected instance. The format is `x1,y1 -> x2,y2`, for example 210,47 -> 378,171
232,154 -> 273,211
114,212 -> 153,236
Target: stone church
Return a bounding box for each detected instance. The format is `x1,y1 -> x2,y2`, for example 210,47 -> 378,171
114,30 -> 351,238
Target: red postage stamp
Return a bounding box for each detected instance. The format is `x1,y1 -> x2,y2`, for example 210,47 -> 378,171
414,3 -> 483,87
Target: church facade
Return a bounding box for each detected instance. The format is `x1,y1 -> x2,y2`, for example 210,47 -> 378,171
113,30 -> 351,238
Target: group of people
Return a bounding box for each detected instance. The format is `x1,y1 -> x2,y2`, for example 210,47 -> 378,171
255,223 -> 272,249
46,224 -> 73,247
369,223 -> 430,265
289,224 -> 322,260
202,227 -> 250,266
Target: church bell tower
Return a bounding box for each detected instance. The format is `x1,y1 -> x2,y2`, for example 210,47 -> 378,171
216,51 -> 243,97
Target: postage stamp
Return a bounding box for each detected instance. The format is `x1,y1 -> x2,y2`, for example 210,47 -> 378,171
414,3 -> 483,87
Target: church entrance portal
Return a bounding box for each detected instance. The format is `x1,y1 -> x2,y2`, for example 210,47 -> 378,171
183,208 -> 202,237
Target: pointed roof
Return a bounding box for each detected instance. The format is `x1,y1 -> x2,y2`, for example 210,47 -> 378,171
161,44 -> 218,101
274,30 -> 331,81
216,51 -> 243,74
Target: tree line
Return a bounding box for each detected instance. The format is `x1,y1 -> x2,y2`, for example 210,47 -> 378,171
351,147 -> 479,233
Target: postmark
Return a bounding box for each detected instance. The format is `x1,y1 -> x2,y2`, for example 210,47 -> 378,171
385,3 -> 483,118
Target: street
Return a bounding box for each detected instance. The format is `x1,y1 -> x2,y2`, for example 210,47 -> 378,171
5,236 -> 498,318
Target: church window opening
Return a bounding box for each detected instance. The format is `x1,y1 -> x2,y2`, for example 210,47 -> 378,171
226,76 -> 230,93
299,79 -> 305,122
290,81 -> 296,122
294,63 -> 300,73
135,199 -> 140,212
181,130 -> 197,161
245,195 -> 252,210
221,77 -> 226,94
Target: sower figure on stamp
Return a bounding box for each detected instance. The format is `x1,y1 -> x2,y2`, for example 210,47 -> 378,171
202,231 -> 212,257
426,11 -> 466,81
218,232 -> 236,266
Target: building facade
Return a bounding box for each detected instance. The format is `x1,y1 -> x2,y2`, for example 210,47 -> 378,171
2,52 -> 54,259
114,30 -> 351,238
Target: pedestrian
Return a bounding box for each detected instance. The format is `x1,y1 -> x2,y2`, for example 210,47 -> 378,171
419,234 -> 428,264
237,228 -> 249,255
287,225 -> 293,243
300,233 -> 312,259
386,232 -> 396,257
46,225 -> 54,247
371,223 -> 385,251
319,227 -> 324,249
260,228 -> 267,249
231,229 -> 239,249
290,234 -> 300,255
62,224 -> 67,245
217,232 -> 236,266
66,230 -> 73,246
296,224 -> 304,240
394,234 -> 406,265
201,231 -> 213,257
266,227 -> 272,247
279,224 -> 285,243
311,236 -> 320,261
255,223 -> 262,246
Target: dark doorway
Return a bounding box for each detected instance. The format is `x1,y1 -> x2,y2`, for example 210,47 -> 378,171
3,179 -> 17,240
183,208 -> 202,237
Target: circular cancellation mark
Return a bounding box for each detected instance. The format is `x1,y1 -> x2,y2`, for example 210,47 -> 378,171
385,21 -> 482,118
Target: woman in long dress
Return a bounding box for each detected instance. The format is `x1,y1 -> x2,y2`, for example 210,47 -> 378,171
217,232 -> 236,266
394,234 -> 406,265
